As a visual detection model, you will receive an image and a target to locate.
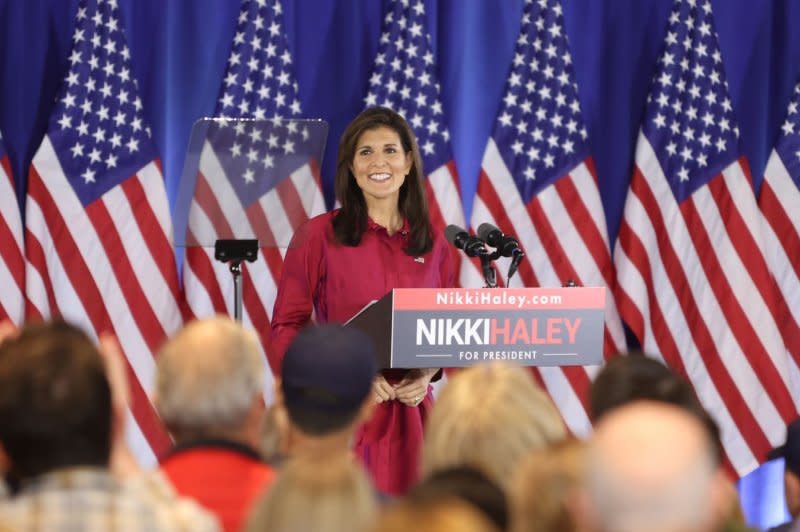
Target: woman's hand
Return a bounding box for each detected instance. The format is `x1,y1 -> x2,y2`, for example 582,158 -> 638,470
394,368 -> 438,407
373,374 -> 396,404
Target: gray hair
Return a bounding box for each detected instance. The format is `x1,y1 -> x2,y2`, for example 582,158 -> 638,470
155,316 -> 264,438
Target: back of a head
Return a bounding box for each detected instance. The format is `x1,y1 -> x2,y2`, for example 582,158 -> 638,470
280,324 -> 377,436
246,453 -> 377,532
590,354 -> 724,465
372,497 -> 500,532
409,466 -> 508,531
585,401 -> 719,532
0,320 -> 111,479
590,354 -> 703,423
422,363 -> 566,491
510,439 -> 586,532
156,316 -> 264,441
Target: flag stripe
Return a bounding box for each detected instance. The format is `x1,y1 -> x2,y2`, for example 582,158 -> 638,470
708,170 -> 800,374
684,182 -> 795,419
275,175 -> 308,233
760,178 -> 800,283
477,138 -> 622,432
555,164 -> 615,287
758,157 -> 800,370
87,196 -> 169,354
537,365 -> 593,437
26,158 -> 170,456
617,139 -> 778,461
715,165 -> 794,335
615,212 -> 768,472
251,189 -> 287,251
194,174 -> 237,238
184,246 -> 229,316
120,171 -> 183,309
24,225 -> 59,320
615,232 -> 757,473
0,153 -> 24,325
480,140 -> 625,350
526,190 -> 577,284
0,165 -> 23,291
476,165 -> 542,288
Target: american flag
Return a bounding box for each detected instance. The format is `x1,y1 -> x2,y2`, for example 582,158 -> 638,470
614,0 -> 799,475
182,0 -> 326,387
468,0 -> 626,436
0,134 -> 24,326
364,0 -> 465,278
759,82 -> 800,366
24,0 -> 182,465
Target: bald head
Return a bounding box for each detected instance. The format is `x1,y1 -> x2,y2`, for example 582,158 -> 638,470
155,317 -> 264,442
585,401 -> 718,532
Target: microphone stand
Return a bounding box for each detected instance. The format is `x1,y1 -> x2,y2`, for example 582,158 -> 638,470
464,238 -> 498,289
479,252 -> 497,288
507,249 -> 525,284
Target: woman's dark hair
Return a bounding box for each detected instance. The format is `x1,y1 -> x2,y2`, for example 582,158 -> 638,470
332,106 -> 433,256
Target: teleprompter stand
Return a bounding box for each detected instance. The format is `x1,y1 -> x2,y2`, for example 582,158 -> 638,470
214,239 -> 258,322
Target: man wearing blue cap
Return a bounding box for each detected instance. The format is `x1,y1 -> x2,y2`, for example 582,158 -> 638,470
276,324 -> 378,459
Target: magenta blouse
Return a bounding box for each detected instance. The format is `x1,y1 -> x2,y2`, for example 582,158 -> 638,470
270,210 -> 455,494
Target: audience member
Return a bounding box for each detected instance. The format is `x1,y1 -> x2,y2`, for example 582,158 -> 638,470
155,316 -> 274,532
259,397 -> 284,466
0,319 -> 16,497
582,401 -> 724,532
590,353 -> 704,423
589,354 -> 755,531
408,466 -> 508,531
767,419 -> 800,532
245,453 -> 378,532
0,320 -> 218,530
371,497 -> 499,532
421,363 -> 566,492
276,323 -> 377,459
510,438 -> 586,532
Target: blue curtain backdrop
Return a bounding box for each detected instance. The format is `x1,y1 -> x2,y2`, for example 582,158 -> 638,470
1,0 -> 798,528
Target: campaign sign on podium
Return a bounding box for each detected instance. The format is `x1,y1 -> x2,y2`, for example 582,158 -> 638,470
347,287 -> 606,369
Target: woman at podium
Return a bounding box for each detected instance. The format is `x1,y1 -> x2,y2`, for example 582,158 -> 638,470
270,107 -> 455,494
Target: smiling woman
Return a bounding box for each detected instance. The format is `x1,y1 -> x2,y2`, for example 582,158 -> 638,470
269,107 -> 456,495
350,127 -> 410,207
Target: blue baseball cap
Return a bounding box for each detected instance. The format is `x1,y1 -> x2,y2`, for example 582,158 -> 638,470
281,324 -> 377,416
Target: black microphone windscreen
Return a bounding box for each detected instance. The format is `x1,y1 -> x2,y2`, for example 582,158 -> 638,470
444,224 -> 468,247
477,222 -> 502,247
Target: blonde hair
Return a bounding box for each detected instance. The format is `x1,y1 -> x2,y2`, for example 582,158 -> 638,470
246,453 -> 377,532
510,438 -> 586,532
371,498 -> 499,532
421,363 -> 566,491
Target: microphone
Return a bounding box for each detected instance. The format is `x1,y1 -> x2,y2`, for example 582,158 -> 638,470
444,225 -> 497,287
477,223 -> 522,258
444,225 -> 486,258
476,223 -> 525,283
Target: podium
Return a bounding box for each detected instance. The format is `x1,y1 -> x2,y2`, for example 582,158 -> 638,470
346,287 -> 607,369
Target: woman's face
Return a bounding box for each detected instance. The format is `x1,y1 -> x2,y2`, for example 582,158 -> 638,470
350,126 -> 412,206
